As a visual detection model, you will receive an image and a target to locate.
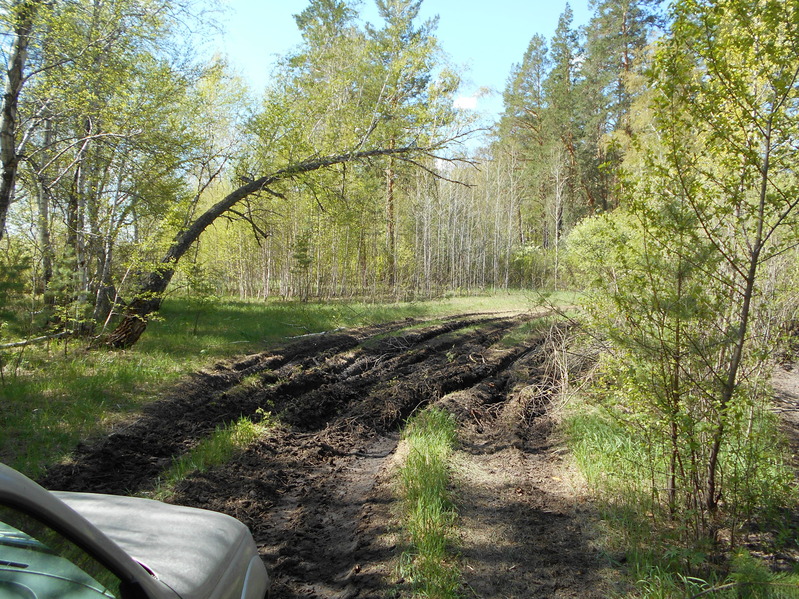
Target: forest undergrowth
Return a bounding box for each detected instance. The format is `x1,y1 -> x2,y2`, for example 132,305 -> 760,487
0,292 -> 550,477
563,332 -> 799,599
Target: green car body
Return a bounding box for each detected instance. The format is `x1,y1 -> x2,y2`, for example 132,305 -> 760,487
0,463 -> 270,599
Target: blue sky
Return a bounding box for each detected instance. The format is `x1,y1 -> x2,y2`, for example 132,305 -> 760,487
215,0 -> 591,120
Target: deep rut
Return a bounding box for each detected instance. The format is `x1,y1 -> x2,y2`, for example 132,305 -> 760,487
39,312 -> 610,598
40,313 -> 527,494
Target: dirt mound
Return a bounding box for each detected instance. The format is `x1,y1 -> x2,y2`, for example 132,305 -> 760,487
41,313 -> 615,598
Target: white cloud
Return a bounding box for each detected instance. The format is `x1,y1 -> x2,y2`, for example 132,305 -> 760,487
453,95 -> 478,110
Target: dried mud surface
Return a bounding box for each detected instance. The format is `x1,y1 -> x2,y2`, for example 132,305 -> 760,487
41,313 -> 616,598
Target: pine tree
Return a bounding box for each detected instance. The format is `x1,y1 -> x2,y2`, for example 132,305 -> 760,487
580,0 -> 662,210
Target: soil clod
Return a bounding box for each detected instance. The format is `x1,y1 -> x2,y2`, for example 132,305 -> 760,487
40,313 -> 612,598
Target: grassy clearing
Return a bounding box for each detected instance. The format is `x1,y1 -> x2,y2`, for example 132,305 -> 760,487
0,345 -> 193,478
149,410 -> 274,501
145,290 -> 552,354
398,407 -> 461,599
566,404 -> 799,598
0,291 -> 550,477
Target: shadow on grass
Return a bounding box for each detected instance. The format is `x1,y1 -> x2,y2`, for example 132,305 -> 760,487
2,293 -> 538,478
138,298 -> 453,358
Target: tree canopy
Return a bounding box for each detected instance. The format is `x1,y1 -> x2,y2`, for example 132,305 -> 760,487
3,0 -> 799,579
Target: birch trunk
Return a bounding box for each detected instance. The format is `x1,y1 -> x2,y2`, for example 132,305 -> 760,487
0,0 -> 37,240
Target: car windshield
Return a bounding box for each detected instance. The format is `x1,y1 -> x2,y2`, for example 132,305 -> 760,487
0,521 -> 54,553
0,505 -> 120,598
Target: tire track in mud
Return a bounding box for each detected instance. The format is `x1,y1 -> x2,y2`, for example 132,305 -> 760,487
39,313 -> 524,494
167,313 -> 554,599
39,311 -> 611,598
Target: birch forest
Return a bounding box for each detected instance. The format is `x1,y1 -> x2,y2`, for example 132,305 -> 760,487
3,0 -> 799,568
0,0 -> 797,351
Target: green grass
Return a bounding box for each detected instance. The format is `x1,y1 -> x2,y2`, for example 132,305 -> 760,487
398,407 -> 461,599
565,404 -> 799,598
0,291 -> 553,477
143,290 -> 559,354
149,411 -> 274,501
0,345 -> 193,478
566,408 -> 654,505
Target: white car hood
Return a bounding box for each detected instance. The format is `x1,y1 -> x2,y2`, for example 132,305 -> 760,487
55,492 -> 257,599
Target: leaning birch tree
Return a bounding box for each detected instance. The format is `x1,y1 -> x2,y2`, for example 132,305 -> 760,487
105,145 -> 449,348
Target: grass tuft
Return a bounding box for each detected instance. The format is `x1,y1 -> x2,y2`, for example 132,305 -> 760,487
2,293 -> 549,478
398,407 -> 461,598
150,410 -> 274,500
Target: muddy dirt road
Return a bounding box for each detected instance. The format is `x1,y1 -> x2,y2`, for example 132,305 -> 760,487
41,313 -> 615,598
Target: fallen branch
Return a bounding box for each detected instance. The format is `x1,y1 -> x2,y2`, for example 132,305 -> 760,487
0,331 -> 69,350
286,327 -> 346,339
690,581 -> 799,598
